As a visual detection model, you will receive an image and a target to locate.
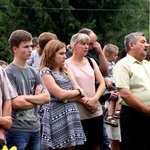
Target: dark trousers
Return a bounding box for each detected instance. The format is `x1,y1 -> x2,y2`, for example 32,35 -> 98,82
120,105 -> 150,150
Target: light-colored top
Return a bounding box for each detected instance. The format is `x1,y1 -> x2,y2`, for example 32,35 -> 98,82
0,67 -> 17,116
27,50 -> 41,70
113,54 -> 150,106
104,61 -> 115,83
65,58 -> 103,120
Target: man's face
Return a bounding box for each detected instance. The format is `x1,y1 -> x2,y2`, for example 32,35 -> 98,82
88,32 -> 97,50
13,41 -> 33,61
131,36 -> 148,62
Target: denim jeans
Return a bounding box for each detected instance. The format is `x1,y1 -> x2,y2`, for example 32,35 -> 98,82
6,130 -> 40,150
100,115 -> 110,150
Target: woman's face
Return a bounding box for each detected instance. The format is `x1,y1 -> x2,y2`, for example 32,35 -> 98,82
74,41 -> 89,56
54,47 -> 66,67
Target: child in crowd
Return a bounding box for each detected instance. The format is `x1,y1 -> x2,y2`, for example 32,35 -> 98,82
0,60 -> 8,68
103,44 -> 121,127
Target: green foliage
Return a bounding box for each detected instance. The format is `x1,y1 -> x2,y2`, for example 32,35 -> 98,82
0,0 -> 149,63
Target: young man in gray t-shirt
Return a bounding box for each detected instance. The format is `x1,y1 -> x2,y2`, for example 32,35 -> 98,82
5,30 -> 50,150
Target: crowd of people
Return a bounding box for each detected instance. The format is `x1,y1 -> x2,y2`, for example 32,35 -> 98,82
0,28 -> 150,150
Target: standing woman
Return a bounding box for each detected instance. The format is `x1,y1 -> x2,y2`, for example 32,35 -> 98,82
39,39 -> 86,150
66,33 -> 105,150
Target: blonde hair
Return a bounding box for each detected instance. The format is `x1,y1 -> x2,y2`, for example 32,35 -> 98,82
39,40 -> 72,80
103,44 -> 119,55
68,33 -> 90,52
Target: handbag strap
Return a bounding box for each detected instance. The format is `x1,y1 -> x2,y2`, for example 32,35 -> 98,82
86,56 -> 94,69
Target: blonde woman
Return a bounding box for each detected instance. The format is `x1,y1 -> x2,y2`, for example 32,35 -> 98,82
66,33 -> 105,150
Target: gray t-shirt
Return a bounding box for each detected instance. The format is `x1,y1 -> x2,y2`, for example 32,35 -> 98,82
5,63 -> 45,132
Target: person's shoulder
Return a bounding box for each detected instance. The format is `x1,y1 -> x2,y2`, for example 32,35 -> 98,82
32,50 -> 38,54
31,50 -> 39,56
86,52 -> 95,59
87,57 -> 97,64
116,57 -> 127,65
0,66 -> 5,75
40,67 -> 51,76
65,58 -> 71,63
5,63 -> 14,71
86,52 -> 99,65
28,66 -> 38,73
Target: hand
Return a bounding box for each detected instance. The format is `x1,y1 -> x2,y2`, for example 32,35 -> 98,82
92,42 -> 103,54
84,98 -> 98,113
0,116 -> 12,130
109,90 -> 118,101
34,84 -> 43,95
106,81 -> 114,89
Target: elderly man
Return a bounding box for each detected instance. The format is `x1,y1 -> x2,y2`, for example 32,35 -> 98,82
113,32 -> 149,150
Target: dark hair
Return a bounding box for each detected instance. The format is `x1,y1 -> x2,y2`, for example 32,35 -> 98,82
145,44 -> 150,61
9,30 -> 32,53
32,37 -> 39,48
38,32 -> 57,56
118,48 -> 127,60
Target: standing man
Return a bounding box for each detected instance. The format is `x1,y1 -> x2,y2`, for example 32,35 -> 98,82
113,32 -> 150,150
5,30 -> 50,150
0,67 -> 17,149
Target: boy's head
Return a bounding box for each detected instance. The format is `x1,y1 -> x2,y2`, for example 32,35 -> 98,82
9,30 -> 32,53
103,44 -> 119,62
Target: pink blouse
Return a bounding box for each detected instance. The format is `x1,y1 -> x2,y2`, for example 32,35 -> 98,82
65,58 -> 103,120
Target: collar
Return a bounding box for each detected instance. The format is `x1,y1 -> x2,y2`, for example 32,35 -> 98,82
126,54 -> 145,65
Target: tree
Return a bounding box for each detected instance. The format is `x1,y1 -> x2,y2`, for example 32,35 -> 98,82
0,0 -> 149,63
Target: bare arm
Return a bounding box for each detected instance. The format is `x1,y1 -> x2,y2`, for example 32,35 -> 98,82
118,88 -> 150,116
12,84 -> 50,109
93,42 -> 108,76
0,100 -> 13,144
25,84 -> 50,105
0,100 -> 12,129
12,96 -> 36,110
86,68 -> 105,107
2,100 -> 11,116
104,78 -> 114,89
42,74 -> 84,101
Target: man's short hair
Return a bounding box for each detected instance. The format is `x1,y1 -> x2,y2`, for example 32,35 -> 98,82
9,30 -> 32,53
